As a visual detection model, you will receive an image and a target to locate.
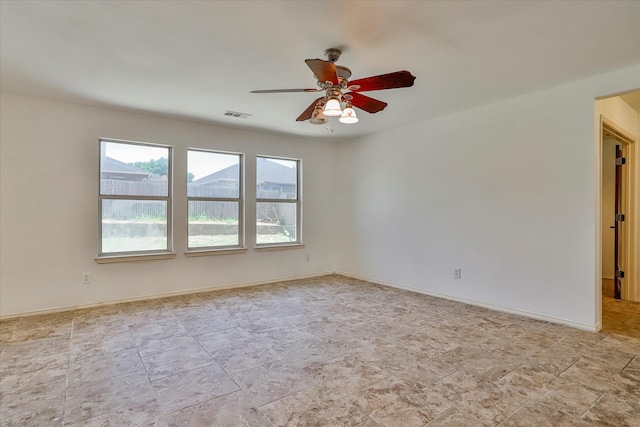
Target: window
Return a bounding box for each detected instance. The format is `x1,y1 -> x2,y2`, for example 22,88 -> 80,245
187,149 -> 243,251
256,156 -> 301,246
99,139 -> 172,258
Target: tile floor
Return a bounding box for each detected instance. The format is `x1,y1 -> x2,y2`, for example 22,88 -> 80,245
1,274 -> 639,426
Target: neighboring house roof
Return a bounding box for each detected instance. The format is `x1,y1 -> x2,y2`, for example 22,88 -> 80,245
101,156 -> 163,181
256,158 -> 296,185
192,164 -> 240,186
192,158 -> 296,186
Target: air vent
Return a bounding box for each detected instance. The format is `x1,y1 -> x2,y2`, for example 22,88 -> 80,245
224,110 -> 252,119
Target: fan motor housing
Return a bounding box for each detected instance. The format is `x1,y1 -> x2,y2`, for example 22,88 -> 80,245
336,65 -> 352,81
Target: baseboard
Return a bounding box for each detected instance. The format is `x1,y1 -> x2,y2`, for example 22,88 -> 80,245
2,270 -> 602,333
336,271 -> 599,333
594,321 -> 603,332
0,271 -> 338,320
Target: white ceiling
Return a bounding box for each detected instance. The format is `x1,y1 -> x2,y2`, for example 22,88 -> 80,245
1,1 -> 639,139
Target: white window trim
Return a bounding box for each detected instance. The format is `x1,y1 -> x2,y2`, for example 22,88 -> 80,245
186,148 -> 245,254
95,253 -> 176,264
255,155 -> 302,249
97,138 -> 173,261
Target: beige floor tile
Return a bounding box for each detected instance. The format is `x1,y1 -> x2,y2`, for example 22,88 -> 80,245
560,359 -> 640,396
499,402 -> 593,427
65,398 -> 169,427
0,335 -> 70,362
194,326 -> 256,353
1,275 -> 638,426
211,340 -> 284,374
231,359 -> 319,406
1,394 -> 65,427
0,351 -> 68,386
581,390 -> 640,427
526,343 -> 581,375
151,362 -> 239,414
63,371 -> 156,425
134,332 -> 196,356
377,349 -> 457,389
624,355 -> 640,373
303,354 -> 391,397
165,390 -> 273,427
531,376 -> 601,416
426,407 -> 495,426
141,340 -> 213,380
0,318 -> 19,343
261,385 -> 370,427
69,326 -> 136,361
67,347 -> 144,386
347,376 -> 453,427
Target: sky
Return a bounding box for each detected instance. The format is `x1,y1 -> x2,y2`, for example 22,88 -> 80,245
105,142 -> 294,180
105,142 -> 237,180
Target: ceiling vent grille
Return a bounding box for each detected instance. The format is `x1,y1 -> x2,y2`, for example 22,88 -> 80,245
224,110 -> 252,119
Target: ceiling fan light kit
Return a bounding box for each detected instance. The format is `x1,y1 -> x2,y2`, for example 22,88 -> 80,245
309,107 -> 328,125
339,105 -> 358,124
323,98 -> 343,116
251,48 -> 415,128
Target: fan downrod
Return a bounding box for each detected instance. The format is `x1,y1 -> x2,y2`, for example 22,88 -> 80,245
324,48 -> 342,63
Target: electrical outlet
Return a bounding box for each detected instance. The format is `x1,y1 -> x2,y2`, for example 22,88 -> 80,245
82,272 -> 91,285
454,268 -> 462,279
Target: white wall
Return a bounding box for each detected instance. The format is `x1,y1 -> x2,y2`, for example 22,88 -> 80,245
336,65 -> 640,330
2,66 -> 639,326
0,93 -> 338,316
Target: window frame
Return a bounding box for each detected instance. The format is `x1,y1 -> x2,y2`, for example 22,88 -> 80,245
97,138 -> 174,262
255,155 -> 303,249
186,148 -> 245,254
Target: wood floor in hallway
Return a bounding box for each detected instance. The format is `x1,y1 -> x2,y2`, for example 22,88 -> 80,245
602,278 -> 640,338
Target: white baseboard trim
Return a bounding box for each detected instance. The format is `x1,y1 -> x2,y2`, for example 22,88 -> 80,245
594,321 -> 603,333
336,271 -> 599,333
1,270 -> 601,333
0,271 -> 337,320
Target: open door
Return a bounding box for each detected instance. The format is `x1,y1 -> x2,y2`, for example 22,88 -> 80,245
613,144 -> 625,299
601,117 -> 636,303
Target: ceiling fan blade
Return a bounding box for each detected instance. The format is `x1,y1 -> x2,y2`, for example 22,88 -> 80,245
349,92 -> 388,114
296,97 -> 323,122
305,59 -> 339,85
251,88 -> 322,93
349,70 -> 416,92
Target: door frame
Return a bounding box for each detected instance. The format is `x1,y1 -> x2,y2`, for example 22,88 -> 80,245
600,116 -> 637,303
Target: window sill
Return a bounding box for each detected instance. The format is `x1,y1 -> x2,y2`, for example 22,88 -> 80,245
185,248 -> 248,257
255,243 -> 304,252
95,253 -> 177,264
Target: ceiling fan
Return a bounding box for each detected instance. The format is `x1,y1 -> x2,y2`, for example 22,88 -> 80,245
250,48 -> 416,125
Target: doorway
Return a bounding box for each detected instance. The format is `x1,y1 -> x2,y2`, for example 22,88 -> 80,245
600,117 -> 638,337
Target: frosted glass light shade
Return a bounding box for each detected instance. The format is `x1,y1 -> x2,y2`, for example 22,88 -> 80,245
323,98 -> 342,116
338,107 -> 358,124
310,108 -> 328,124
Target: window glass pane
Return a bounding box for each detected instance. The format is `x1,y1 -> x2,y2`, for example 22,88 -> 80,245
100,141 -> 169,196
256,157 -> 297,200
188,151 -> 240,198
256,202 -> 296,244
188,201 -> 239,248
101,199 -> 167,253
